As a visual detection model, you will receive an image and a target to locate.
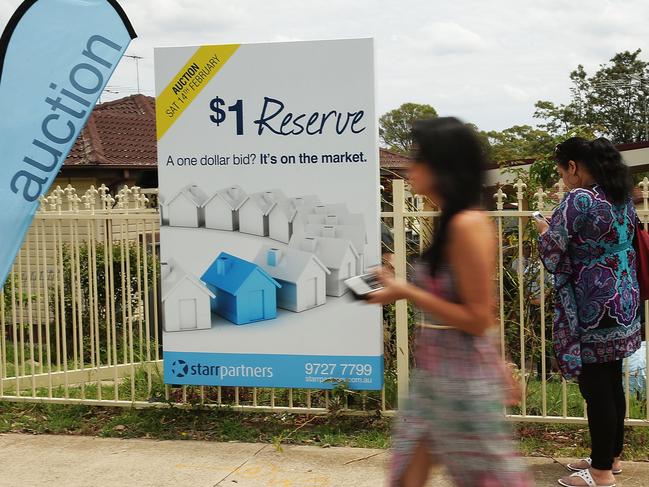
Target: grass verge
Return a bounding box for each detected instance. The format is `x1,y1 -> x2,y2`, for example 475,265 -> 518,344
0,402 -> 648,461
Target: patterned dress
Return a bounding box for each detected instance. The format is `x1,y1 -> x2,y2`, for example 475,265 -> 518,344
538,185 -> 641,379
389,263 -> 531,487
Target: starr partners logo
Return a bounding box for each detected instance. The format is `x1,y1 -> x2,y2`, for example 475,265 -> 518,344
171,359 -> 189,378
168,358 -> 274,380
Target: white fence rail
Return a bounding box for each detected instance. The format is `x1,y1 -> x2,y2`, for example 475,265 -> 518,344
0,180 -> 647,425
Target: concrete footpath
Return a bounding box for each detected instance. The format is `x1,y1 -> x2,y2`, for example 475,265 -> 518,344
1,434 -> 648,487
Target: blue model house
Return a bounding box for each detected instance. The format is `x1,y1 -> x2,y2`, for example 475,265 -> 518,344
201,252 -> 281,325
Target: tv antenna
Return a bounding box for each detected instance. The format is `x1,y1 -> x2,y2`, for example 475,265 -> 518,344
124,54 -> 144,93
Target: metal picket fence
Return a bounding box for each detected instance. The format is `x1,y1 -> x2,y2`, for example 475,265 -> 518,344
0,179 -> 647,425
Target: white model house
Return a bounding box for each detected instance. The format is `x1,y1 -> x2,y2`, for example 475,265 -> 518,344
268,195 -> 320,244
159,195 -> 169,226
165,185 -> 209,228
203,185 -> 248,231
239,190 -> 285,237
254,246 -> 330,312
289,236 -> 359,296
291,195 -> 320,209
306,212 -> 366,235
312,203 -> 349,217
162,260 -> 215,332
268,199 -> 297,244
290,195 -> 320,236
295,223 -> 367,274
306,208 -> 367,250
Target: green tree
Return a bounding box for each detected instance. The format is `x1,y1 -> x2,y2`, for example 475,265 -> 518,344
534,49 -> 649,143
481,125 -> 556,164
379,103 -> 437,154
504,125 -> 599,201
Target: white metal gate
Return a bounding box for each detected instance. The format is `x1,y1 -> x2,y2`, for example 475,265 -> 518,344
0,179 -> 647,426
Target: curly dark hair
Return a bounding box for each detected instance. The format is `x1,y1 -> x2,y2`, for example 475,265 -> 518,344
554,137 -> 633,205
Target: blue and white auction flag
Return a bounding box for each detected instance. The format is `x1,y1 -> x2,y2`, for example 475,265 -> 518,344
0,0 -> 136,287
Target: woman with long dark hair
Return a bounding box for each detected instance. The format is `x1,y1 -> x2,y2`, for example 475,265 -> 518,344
368,118 -> 530,487
537,137 -> 641,487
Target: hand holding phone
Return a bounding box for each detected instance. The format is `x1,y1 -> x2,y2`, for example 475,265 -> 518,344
532,211 -> 549,223
532,211 -> 550,233
344,273 -> 384,300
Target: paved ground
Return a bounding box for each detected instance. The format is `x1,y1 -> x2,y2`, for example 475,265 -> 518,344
0,434 -> 648,486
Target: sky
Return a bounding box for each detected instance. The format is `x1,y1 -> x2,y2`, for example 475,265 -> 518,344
2,0 -> 648,131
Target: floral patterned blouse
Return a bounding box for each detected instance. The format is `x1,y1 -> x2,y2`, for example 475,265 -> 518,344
538,185 -> 641,379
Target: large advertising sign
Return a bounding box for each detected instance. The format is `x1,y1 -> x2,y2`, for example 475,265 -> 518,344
155,39 -> 382,390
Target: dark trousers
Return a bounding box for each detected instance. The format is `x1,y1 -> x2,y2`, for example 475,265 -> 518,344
578,360 -> 625,470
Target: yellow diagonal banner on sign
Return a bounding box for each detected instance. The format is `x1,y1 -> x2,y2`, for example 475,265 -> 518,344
156,44 -> 240,140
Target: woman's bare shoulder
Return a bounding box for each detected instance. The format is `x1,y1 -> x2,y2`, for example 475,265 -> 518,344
449,210 -> 495,250
449,210 -> 492,232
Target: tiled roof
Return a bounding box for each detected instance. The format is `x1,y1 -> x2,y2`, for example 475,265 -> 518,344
379,148 -> 413,169
64,94 -> 157,168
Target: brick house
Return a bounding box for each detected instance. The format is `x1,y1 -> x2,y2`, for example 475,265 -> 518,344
55,94 -> 157,195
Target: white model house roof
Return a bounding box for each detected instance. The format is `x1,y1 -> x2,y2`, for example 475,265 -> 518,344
246,190 -> 285,216
167,184 -> 209,207
312,203 -> 349,216
289,236 -> 359,270
272,198 -> 299,221
162,259 -> 215,302
306,212 -> 366,228
254,245 -> 330,283
342,213 -> 365,229
273,195 -> 321,221
290,195 -> 320,210
302,224 -> 366,255
202,185 -> 249,211
160,261 -> 172,280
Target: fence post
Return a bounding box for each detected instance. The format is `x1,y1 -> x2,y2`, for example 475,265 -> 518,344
514,179 -> 527,416
494,188 -> 506,361
392,179 -> 410,407
640,178 -> 649,421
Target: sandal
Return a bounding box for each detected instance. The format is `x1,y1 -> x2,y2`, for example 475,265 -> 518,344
567,458 -> 622,475
558,469 -> 616,487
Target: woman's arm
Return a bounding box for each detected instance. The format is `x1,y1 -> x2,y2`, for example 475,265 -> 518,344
537,190 -> 583,275
368,211 -> 496,336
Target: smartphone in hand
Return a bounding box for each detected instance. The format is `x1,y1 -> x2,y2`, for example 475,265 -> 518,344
344,273 -> 384,300
532,211 -> 549,224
